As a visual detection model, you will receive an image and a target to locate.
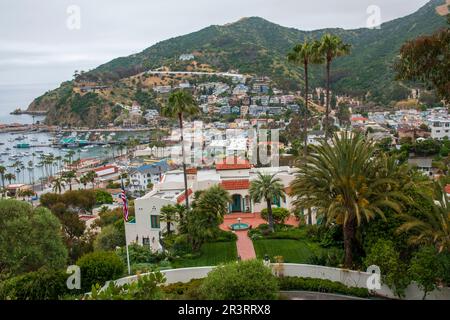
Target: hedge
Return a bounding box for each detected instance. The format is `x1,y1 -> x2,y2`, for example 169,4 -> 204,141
277,276 -> 370,298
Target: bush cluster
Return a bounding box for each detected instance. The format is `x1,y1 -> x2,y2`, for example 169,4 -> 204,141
277,276 -> 370,298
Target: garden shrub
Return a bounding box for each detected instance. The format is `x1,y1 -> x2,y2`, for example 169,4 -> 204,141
0,268 -> 72,300
364,239 -> 410,298
212,229 -> 238,242
88,271 -> 166,300
162,279 -> 204,300
77,251 -> 124,292
199,260 -> 279,300
261,208 -> 290,224
278,277 -> 370,298
408,246 -> 445,299
306,248 -> 344,268
95,190 -> 113,205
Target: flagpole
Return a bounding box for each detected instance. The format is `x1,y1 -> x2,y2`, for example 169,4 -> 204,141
121,173 -> 131,275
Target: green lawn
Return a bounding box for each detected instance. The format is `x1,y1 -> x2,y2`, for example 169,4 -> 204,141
253,239 -> 325,263
172,241 -> 237,268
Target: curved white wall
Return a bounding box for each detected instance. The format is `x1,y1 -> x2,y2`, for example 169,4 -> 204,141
105,264 -> 450,300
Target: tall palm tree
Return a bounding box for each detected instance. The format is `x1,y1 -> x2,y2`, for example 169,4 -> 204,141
249,173 -> 286,233
287,39 -> 323,157
79,175 -> 88,189
162,89 -> 200,209
317,34 -> 351,137
159,205 -> 178,235
85,170 -> 97,189
289,132 -> 405,267
397,181 -> 450,253
63,170 -> 78,191
0,165 -> 6,189
4,173 -> 15,185
52,177 -> 66,194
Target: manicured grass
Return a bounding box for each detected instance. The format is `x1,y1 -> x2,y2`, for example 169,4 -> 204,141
172,241 -> 237,268
253,239 -> 325,263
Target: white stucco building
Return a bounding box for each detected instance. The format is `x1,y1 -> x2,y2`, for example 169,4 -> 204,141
125,158 -> 305,251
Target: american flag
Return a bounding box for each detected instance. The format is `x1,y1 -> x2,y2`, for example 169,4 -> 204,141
121,179 -> 129,222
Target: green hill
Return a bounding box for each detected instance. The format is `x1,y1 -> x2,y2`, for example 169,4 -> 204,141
28,0 -> 448,126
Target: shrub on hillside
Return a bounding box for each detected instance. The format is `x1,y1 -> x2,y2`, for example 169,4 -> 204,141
0,268 -> 72,300
199,260 -> 278,300
77,251 -> 124,292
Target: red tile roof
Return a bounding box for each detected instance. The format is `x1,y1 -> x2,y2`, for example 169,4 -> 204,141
216,157 -> 251,170
220,179 -> 250,190
351,117 -> 368,122
445,185 -> 450,194
186,168 -> 198,175
177,189 -> 193,204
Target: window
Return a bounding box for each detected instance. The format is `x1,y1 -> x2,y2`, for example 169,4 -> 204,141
150,215 -> 160,229
142,237 -> 150,245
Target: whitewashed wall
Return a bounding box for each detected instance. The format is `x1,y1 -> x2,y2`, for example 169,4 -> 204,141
105,264 -> 450,300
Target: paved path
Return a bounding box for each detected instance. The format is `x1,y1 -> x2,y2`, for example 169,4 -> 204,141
235,230 -> 256,260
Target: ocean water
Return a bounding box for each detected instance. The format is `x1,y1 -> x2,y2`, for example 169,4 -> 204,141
0,83 -> 57,124
0,83 -> 140,185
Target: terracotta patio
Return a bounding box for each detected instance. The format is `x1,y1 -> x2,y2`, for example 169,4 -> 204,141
220,213 -> 300,260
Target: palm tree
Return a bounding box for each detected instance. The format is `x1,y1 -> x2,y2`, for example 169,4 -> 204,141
85,170 -> 97,189
160,205 -> 178,235
289,132 -> 405,267
288,39 -> 323,157
63,170 -> 78,191
249,172 -> 286,233
0,165 -> 6,189
52,177 -> 66,194
317,34 -> 351,137
79,175 -> 88,189
4,173 -> 15,185
397,181 -> 450,253
162,89 -> 200,209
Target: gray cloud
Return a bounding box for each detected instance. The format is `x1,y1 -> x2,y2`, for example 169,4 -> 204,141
0,0 -> 432,86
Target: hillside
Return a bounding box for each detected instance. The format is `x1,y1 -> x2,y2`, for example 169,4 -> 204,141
28,0 -> 448,126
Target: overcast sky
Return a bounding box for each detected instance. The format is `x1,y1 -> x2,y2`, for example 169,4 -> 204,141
0,0 -> 432,87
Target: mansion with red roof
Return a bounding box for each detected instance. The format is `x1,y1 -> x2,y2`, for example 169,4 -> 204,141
125,157 -> 303,251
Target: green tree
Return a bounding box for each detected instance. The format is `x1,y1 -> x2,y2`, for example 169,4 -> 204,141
199,260 -> 278,300
395,26 -> 450,102
249,173 -> 286,233
77,251 -> 124,292
94,222 -> 126,251
185,186 -> 231,251
52,177 -> 66,194
397,181 -> 450,253
62,170 -> 78,191
161,89 -> 200,209
0,165 -> 6,190
289,132 -> 405,267
159,205 -> 178,235
0,200 -> 68,276
364,239 -> 410,298
408,246 -> 444,300
316,34 -> 351,136
261,207 -> 290,225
